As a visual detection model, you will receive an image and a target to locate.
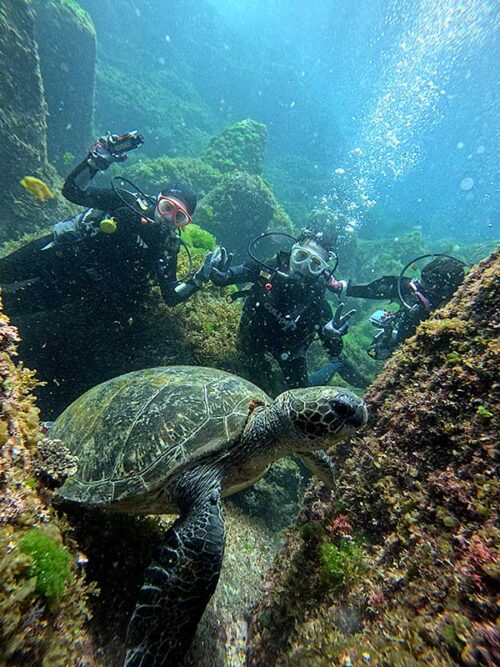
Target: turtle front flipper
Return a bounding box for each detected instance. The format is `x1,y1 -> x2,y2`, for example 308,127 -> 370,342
298,450 -> 336,489
125,484 -> 225,666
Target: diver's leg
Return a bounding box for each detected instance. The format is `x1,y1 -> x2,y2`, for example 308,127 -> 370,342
337,357 -> 371,388
125,485 -> 225,666
278,354 -> 308,389
1,276 -> 86,316
237,318 -> 276,391
0,235 -> 54,283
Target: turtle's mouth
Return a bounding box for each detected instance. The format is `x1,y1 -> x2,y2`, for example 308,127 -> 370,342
347,403 -> 369,428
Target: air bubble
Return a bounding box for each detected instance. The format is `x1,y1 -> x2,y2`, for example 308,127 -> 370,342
460,177 -> 474,191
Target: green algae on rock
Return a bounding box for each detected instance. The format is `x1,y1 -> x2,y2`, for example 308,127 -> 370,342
246,250 -> 499,667
202,119 -> 268,175
0,298 -> 97,665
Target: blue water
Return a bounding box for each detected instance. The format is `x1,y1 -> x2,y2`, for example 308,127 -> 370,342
205,0 -> 499,243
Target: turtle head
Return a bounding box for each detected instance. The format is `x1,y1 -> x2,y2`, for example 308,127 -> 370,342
274,386 -> 368,452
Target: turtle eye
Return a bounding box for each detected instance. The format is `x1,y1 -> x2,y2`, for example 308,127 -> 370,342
330,397 -> 355,419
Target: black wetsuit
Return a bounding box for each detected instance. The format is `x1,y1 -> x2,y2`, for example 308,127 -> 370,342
216,254 -> 342,389
0,160 -> 195,316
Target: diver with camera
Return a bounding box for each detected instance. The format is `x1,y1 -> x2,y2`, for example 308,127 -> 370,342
204,228 -> 361,392
329,254 -> 466,359
0,130 -> 228,316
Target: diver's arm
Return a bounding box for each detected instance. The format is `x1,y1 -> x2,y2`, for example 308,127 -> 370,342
62,159 -> 124,210
209,262 -> 258,286
159,275 -> 201,306
155,245 -> 193,306
62,133 -> 140,209
309,300 -> 351,386
341,276 -> 412,301
318,300 -> 344,358
156,246 -> 228,306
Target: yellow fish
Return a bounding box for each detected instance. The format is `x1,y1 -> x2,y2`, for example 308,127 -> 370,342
20,176 -> 55,202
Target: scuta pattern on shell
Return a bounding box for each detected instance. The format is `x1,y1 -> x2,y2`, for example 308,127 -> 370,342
51,366 -> 270,505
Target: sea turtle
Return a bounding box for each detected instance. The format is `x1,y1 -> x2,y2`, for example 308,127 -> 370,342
48,365 -> 368,666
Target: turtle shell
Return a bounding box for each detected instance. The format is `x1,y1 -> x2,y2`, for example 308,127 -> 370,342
52,366 -> 269,508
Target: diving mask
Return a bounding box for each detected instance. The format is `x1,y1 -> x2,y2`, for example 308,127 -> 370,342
156,196 -> 192,228
289,242 -> 329,277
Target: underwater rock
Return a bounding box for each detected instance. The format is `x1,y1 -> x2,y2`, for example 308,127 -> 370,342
0,1 -> 80,244
196,171 -> 278,260
33,0 -> 96,169
202,119 -> 268,176
231,458 -> 304,531
246,250 -> 499,666
124,156 -> 223,201
0,298 -> 97,665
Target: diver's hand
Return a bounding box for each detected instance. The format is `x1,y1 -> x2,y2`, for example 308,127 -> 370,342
86,134 -> 129,171
328,276 -> 348,297
208,246 -> 233,285
193,247 -> 233,287
323,303 -> 356,340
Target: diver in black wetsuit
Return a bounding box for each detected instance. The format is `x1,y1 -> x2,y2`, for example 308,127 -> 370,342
206,229 -> 360,391
329,255 -> 466,359
0,131 -> 226,316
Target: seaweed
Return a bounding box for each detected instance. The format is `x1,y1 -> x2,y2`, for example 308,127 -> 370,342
246,250 -> 500,666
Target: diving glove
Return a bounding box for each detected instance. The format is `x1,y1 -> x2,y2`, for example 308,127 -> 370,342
193,246 -> 233,287
323,303 -> 356,340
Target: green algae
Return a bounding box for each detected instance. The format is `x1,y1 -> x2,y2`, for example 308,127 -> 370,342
202,119 -> 267,175
476,405 -> 493,418
181,223 -> 216,252
319,538 -> 366,589
19,529 -> 71,600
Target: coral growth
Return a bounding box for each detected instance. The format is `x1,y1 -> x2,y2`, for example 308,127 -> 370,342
0,298 -> 96,665
246,250 -> 499,666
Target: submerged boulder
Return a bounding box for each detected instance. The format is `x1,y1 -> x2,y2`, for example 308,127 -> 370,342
33,0 -> 96,169
0,0 -> 80,244
246,250 -> 499,666
196,171 -> 284,260
0,299 -> 97,665
202,119 -> 268,176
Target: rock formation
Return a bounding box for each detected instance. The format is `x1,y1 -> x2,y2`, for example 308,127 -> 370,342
247,251 -> 499,666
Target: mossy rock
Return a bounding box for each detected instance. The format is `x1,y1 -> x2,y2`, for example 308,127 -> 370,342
231,458 -> 303,530
195,171 -> 277,259
202,119 -> 268,175
33,0 -> 96,167
124,156 -> 222,201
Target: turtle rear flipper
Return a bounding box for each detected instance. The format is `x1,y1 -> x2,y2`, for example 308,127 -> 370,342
125,485 -> 225,666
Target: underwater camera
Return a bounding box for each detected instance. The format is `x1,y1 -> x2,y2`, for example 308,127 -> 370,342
106,130 -> 144,155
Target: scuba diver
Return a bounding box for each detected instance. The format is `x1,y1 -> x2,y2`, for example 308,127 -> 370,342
206,228 -> 363,391
0,131 -> 226,316
329,254 -> 466,359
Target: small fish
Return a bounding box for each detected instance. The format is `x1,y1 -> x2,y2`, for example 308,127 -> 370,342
20,176 -> 55,202
340,654 -> 353,667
